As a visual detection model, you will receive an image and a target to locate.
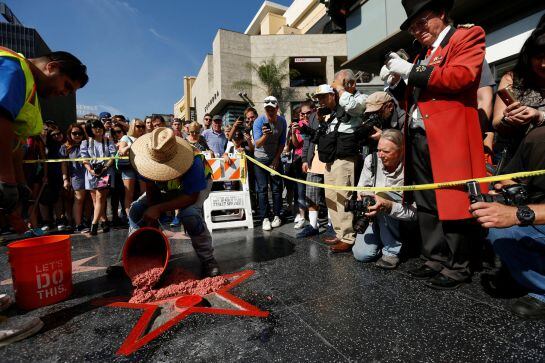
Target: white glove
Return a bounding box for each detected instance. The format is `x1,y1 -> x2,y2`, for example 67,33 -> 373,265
380,65 -> 401,87
387,52 -> 413,78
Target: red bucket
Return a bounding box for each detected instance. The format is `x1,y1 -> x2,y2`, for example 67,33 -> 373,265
122,228 -> 170,285
7,235 -> 73,310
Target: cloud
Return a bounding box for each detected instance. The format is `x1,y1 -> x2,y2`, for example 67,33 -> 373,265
149,28 -> 173,44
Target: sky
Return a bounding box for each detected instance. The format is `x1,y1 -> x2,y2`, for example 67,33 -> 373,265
6,0 -> 293,119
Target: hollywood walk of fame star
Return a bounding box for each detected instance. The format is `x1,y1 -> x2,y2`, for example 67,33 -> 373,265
1,255 -> 106,286
92,269 -> 269,356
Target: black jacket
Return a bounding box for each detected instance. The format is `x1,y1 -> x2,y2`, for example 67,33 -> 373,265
301,112 -> 319,165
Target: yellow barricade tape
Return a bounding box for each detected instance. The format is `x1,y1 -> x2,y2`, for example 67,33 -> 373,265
22,156 -> 128,164
243,154 -> 545,192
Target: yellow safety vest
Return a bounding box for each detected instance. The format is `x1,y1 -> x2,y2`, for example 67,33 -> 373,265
0,47 -> 43,140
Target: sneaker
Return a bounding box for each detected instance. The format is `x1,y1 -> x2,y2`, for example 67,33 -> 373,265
271,216 -> 282,228
293,219 -> 305,229
40,224 -> 50,232
296,225 -> 319,238
0,316 -> 44,347
23,228 -> 44,238
170,216 -> 181,227
262,218 -> 272,231
375,255 -> 400,270
326,224 -> 335,235
294,214 -> 303,223
202,259 -> 221,278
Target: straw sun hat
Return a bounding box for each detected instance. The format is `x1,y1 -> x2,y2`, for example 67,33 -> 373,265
130,127 -> 194,181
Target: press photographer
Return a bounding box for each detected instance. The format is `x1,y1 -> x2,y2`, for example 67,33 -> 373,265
363,92 -> 406,143
351,129 -> 416,269
309,71 -> 365,253
470,125 -> 545,320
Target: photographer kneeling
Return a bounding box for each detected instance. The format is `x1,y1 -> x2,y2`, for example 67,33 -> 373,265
352,130 -> 416,269
470,126 -> 545,319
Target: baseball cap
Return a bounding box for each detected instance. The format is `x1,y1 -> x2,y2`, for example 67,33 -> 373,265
314,84 -> 335,96
99,112 -> 112,120
212,115 -> 223,122
364,92 -> 393,113
263,96 -> 278,108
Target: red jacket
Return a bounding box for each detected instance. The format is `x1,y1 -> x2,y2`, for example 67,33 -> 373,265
406,25 -> 486,220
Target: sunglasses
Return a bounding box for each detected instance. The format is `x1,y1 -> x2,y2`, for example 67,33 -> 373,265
113,130 -> 123,134
71,132 -> 83,136
300,111 -> 311,116
204,118 -> 211,121
135,125 -> 145,129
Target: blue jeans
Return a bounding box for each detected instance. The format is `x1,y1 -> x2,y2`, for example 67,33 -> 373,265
128,191 -> 214,262
488,225 -> 545,302
353,213 -> 402,262
254,157 -> 283,220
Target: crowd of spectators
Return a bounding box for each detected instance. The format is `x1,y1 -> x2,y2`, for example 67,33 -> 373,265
1,6 -> 544,320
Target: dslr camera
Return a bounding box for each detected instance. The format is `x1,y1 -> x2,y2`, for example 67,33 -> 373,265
466,181 -> 529,206
298,122 -> 328,144
90,161 -> 106,175
356,112 -> 383,140
344,196 -> 376,235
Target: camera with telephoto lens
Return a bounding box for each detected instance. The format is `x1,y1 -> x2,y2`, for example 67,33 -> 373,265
466,181 -> 529,206
317,107 -> 331,117
344,196 -> 376,235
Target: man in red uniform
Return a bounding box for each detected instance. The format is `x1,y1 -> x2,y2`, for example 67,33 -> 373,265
383,0 -> 486,289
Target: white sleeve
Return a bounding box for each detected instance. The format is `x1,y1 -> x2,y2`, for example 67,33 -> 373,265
389,202 -> 417,221
339,91 -> 365,117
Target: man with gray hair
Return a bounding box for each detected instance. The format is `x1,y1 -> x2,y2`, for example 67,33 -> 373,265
352,129 -> 416,269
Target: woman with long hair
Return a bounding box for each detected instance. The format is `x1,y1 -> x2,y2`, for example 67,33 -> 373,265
492,25 -> 545,168
60,123 -> 89,232
117,119 -> 146,220
186,121 -> 213,155
80,120 -> 117,235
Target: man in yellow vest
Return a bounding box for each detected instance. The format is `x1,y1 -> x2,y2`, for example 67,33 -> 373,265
0,47 -> 88,345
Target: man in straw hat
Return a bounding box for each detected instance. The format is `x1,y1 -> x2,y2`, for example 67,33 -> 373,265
122,127 -> 219,277
382,0 -> 486,289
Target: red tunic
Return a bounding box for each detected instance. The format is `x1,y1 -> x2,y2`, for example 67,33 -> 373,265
407,26 -> 486,220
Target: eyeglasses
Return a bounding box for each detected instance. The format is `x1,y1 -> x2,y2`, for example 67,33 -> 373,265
408,14 -> 433,35
113,130 -> 123,134
135,125 -> 145,129
71,132 -> 83,136
204,118 -> 211,121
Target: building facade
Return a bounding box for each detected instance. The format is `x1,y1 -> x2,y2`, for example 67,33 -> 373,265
178,0 -> 347,125
173,76 -> 196,121
0,2 -> 77,130
340,0 -> 545,84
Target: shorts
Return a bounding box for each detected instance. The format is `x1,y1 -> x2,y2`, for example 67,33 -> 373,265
305,172 -> 325,206
120,168 -> 136,180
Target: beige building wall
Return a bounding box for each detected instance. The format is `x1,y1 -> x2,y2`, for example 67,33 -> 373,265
261,13 -> 287,35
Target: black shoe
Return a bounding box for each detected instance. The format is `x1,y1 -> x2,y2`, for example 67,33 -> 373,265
480,267 -> 527,298
76,224 -> 89,233
202,260 -> 221,278
426,274 -> 466,290
407,265 -> 439,280
100,221 -> 110,233
89,224 -> 98,236
510,295 -> 545,320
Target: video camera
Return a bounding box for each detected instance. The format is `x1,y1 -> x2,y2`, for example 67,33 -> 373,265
466,181 -> 529,206
344,196 -> 376,235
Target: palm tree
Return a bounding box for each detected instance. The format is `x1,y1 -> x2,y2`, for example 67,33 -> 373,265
233,57 -> 298,112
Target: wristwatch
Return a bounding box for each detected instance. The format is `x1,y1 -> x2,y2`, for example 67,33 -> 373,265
516,206 -> 535,226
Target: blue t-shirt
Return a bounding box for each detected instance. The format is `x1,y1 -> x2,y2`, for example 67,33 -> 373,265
0,56 -> 25,120
156,156 -> 208,196
201,129 -> 228,157
253,114 -> 287,159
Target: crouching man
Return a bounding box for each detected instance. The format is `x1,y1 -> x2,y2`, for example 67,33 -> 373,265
352,129 -> 416,269
470,126 -> 545,319
127,127 -> 219,277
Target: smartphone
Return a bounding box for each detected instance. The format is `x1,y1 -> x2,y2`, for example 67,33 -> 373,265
263,122 -> 271,131
497,85 -> 517,106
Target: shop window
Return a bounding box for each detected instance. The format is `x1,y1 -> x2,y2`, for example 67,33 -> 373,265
290,57 -> 327,87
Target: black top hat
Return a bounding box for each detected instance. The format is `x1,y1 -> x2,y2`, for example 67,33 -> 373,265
400,0 -> 454,30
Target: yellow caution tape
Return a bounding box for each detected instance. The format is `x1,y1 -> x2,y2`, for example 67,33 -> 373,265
243,154 -> 545,192
22,156 -> 128,164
